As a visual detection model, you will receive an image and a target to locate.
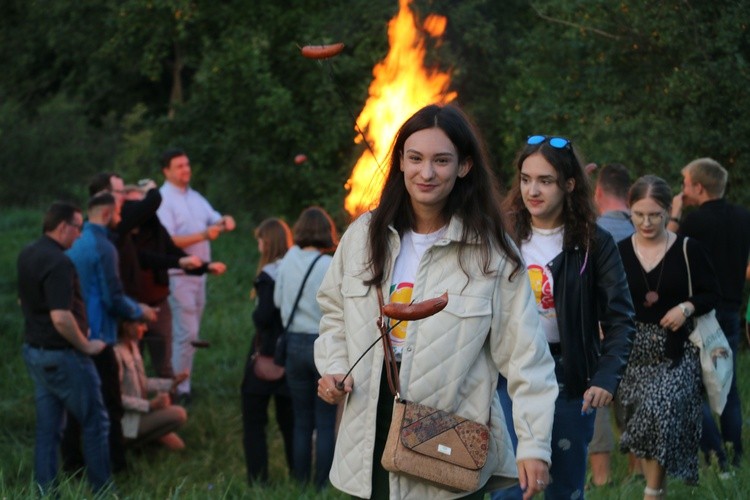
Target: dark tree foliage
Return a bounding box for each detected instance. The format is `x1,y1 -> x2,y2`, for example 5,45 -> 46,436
493,0 -> 750,205
0,0 -> 748,219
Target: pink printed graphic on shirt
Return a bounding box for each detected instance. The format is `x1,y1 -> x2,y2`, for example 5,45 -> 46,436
388,282 -> 413,348
527,264 -> 554,310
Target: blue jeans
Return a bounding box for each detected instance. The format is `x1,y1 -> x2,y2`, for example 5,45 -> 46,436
285,333 -> 337,490
700,309 -> 743,467
493,368 -> 595,499
22,344 -> 112,493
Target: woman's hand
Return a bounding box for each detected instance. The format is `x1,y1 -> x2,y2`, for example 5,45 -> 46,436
150,392 -> 170,411
660,306 -> 688,332
317,373 -> 352,404
517,459 -> 549,499
581,386 -> 613,414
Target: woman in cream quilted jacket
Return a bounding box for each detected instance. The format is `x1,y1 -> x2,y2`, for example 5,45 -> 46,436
314,104 -> 558,499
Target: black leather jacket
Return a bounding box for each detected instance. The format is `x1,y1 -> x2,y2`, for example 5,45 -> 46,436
548,226 -> 635,397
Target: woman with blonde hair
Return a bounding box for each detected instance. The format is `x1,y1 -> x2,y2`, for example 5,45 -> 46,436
241,218 -> 294,484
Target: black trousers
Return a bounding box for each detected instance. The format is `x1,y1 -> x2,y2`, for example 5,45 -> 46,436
241,390 -> 294,484
61,344 -> 127,474
140,298 -> 173,379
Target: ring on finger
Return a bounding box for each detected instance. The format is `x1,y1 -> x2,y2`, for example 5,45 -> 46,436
536,479 -> 546,488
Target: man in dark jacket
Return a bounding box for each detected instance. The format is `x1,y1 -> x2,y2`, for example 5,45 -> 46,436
669,158 -> 750,468
122,182 -> 221,381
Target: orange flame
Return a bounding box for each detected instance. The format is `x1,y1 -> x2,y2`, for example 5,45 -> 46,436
344,0 -> 456,217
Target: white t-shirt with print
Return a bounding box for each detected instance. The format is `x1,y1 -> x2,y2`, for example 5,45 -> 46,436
521,226 -> 563,343
388,227 -> 446,360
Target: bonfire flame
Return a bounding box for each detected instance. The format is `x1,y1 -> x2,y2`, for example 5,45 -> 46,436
344,0 -> 456,217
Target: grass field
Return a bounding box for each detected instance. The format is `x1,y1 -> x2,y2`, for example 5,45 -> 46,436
1,208 -> 748,499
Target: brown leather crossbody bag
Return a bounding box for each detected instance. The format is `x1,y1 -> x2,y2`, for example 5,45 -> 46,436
375,288 -> 490,492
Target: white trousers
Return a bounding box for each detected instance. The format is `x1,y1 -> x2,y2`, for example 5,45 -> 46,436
168,275 -> 206,395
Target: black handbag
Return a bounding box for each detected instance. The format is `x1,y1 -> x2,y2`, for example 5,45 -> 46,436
273,253 -> 324,366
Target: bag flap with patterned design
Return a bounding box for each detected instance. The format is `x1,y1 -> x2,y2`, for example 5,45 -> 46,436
398,400 -> 489,470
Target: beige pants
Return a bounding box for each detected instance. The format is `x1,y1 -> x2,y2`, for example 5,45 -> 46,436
131,405 -> 187,445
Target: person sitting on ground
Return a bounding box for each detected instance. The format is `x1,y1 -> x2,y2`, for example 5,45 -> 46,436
114,319 -> 188,450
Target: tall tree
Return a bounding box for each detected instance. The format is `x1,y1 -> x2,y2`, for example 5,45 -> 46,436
494,0 -> 750,203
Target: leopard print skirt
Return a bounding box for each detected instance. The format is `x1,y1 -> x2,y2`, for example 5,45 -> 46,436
618,321 -> 702,482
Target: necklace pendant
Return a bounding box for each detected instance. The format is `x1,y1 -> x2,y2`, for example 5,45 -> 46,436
644,291 -> 659,308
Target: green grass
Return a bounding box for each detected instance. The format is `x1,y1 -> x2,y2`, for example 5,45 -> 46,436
1,208 -> 749,498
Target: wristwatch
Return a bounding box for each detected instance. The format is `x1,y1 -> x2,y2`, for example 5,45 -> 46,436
678,302 -> 693,317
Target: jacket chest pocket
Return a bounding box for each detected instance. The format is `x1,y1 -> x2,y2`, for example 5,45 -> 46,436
434,294 -> 492,344
342,274 -> 370,298
341,275 -> 373,331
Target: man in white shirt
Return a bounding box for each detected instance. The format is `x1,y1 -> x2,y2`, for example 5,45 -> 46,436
156,148 -> 233,403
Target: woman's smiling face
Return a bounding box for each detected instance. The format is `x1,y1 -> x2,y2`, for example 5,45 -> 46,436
400,127 -> 471,221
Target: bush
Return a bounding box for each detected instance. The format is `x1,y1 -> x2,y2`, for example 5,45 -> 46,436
0,94 -> 120,207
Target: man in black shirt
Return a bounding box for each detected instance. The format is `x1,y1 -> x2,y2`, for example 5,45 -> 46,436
670,157 -> 750,467
17,202 -> 112,494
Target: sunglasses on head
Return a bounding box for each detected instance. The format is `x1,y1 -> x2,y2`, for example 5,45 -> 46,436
527,135 -> 571,149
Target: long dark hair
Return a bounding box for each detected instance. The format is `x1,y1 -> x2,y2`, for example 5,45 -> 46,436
365,103 -> 522,286
505,138 -> 597,250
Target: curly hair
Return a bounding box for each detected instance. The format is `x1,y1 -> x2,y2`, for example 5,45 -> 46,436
365,103 -> 523,286
504,138 -> 598,251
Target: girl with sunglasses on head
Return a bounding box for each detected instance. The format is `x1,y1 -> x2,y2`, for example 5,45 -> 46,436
494,135 -> 636,500
617,175 -> 719,499
314,104 -> 559,499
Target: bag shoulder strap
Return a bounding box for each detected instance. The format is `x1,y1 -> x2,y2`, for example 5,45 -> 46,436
332,286 -> 400,392
378,287 -> 402,399
284,253 -> 325,331
376,288 -> 491,423
682,236 -> 693,296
